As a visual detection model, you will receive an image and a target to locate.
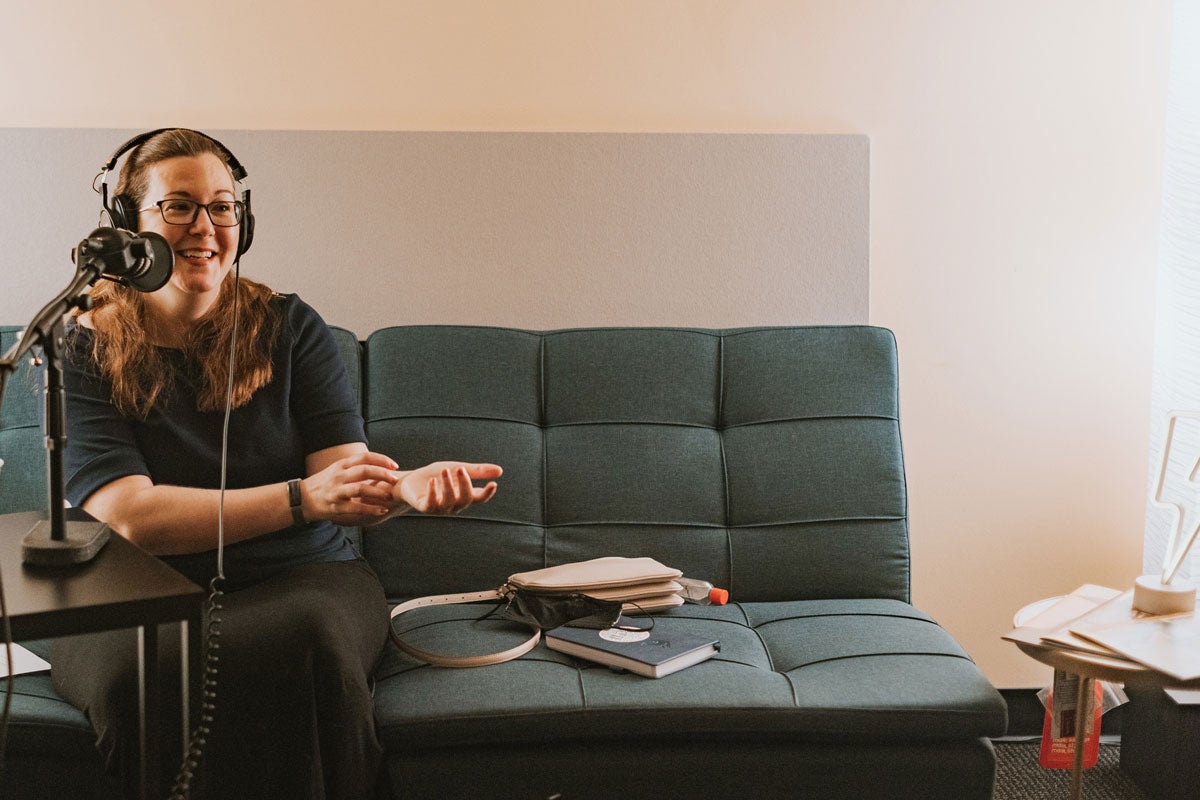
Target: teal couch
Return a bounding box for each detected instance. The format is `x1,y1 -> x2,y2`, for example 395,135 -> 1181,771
0,324 -> 1007,799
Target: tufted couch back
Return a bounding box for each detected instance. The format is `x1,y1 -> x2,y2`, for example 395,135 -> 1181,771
358,326 -> 911,604
0,326 -> 46,515
1,324 -> 911,606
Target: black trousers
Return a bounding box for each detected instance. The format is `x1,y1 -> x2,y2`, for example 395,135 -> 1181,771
51,558 -> 391,800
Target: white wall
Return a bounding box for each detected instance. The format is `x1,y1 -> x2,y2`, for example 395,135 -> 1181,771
1146,2 -> 1200,585
0,1 -> 1172,687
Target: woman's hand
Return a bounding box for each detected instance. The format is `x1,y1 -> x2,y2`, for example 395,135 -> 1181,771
394,462 -> 502,515
301,451 -> 402,525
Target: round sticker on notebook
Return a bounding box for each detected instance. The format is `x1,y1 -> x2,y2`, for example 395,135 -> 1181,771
600,628 -> 650,643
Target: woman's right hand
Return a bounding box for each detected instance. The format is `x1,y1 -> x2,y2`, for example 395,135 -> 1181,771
300,451 -> 401,525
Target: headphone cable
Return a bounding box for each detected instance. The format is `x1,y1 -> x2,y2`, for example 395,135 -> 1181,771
215,259 -> 239,584
167,257 -> 239,799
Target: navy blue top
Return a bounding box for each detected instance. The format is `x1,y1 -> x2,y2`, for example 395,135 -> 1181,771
63,293 -> 364,588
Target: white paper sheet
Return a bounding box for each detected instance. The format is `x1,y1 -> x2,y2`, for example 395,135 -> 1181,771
1,642 -> 52,677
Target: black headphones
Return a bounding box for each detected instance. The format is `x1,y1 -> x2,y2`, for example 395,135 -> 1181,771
97,127 -> 255,259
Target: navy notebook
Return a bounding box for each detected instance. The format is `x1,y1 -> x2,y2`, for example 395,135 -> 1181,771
545,616 -> 719,678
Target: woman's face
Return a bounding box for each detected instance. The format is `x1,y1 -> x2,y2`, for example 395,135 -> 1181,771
136,153 -> 241,305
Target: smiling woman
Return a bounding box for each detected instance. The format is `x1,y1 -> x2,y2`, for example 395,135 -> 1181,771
84,129 -> 270,417
47,127 -> 502,799
133,154 -> 243,308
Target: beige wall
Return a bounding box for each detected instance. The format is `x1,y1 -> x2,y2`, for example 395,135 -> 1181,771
1,1 -> 1172,687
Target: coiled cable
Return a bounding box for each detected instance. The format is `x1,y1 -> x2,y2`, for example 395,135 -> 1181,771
166,256 -> 241,799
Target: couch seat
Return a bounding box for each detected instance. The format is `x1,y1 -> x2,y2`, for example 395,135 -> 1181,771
374,599 -> 1006,750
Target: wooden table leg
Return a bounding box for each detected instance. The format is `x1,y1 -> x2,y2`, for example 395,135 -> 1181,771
1069,674 -> 1094,800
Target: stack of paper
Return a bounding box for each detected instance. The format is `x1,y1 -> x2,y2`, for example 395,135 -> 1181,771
1004,585 -> 1200,681
1003,584 -> 1126,654
1076,612 -> 1200,681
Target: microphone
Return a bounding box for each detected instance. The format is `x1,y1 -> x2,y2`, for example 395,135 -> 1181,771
72,227 -> 173,293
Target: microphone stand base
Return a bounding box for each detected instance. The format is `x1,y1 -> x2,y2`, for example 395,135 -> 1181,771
22,520 -> 111,566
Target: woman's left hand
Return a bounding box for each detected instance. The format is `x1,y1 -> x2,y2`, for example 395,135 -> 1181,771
394,462 -> 502,515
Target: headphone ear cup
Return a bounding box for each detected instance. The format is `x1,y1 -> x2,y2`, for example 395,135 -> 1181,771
109,194 -> 139,232
238,207 -> 254,257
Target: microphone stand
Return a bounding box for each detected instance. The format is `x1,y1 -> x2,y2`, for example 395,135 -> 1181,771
0,254 -> 111,567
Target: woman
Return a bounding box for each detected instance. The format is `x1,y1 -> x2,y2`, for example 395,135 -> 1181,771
51,128 -> 501,799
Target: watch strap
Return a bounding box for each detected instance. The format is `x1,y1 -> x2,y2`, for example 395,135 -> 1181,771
287,478 -> 305,525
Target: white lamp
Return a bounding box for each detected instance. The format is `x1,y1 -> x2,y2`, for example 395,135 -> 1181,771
1134,410 -> 1200,615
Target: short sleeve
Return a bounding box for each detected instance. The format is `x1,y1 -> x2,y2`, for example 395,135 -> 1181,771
283,296 -> 366,454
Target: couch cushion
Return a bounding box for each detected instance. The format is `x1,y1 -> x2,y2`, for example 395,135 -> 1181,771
375,600 -> 1006,750
0,673 -> 102,760
0,673 -> 115,800
0,325 -> 48,515
361,326 -> 910,604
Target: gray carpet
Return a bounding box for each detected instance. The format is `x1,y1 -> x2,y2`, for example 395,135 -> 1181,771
994,741 -> 1150,800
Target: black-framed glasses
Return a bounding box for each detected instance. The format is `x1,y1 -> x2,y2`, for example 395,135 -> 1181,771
141,199 -> 245,227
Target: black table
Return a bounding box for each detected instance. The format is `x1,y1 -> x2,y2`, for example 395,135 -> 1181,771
1,509 -> 205,800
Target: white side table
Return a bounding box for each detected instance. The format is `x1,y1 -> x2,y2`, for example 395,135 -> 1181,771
1011,598 -> 1200,800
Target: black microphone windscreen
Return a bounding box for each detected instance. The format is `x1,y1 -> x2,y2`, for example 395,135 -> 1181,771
127,232 -> 174,293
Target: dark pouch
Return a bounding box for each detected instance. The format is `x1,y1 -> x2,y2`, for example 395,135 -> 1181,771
498,590 -> 623,631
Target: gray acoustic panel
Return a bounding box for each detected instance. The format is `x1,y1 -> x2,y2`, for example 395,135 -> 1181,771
0,129 -> 868,335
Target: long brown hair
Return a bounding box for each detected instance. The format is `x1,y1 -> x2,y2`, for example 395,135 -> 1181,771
82,129 -> 279,418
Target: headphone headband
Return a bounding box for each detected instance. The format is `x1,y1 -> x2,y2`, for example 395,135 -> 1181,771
101,128 -> 248,182
97,127 -> 254,259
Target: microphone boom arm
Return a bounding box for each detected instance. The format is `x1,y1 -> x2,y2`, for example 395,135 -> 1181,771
0,248 -> 111,566
0,253 -> 102,373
